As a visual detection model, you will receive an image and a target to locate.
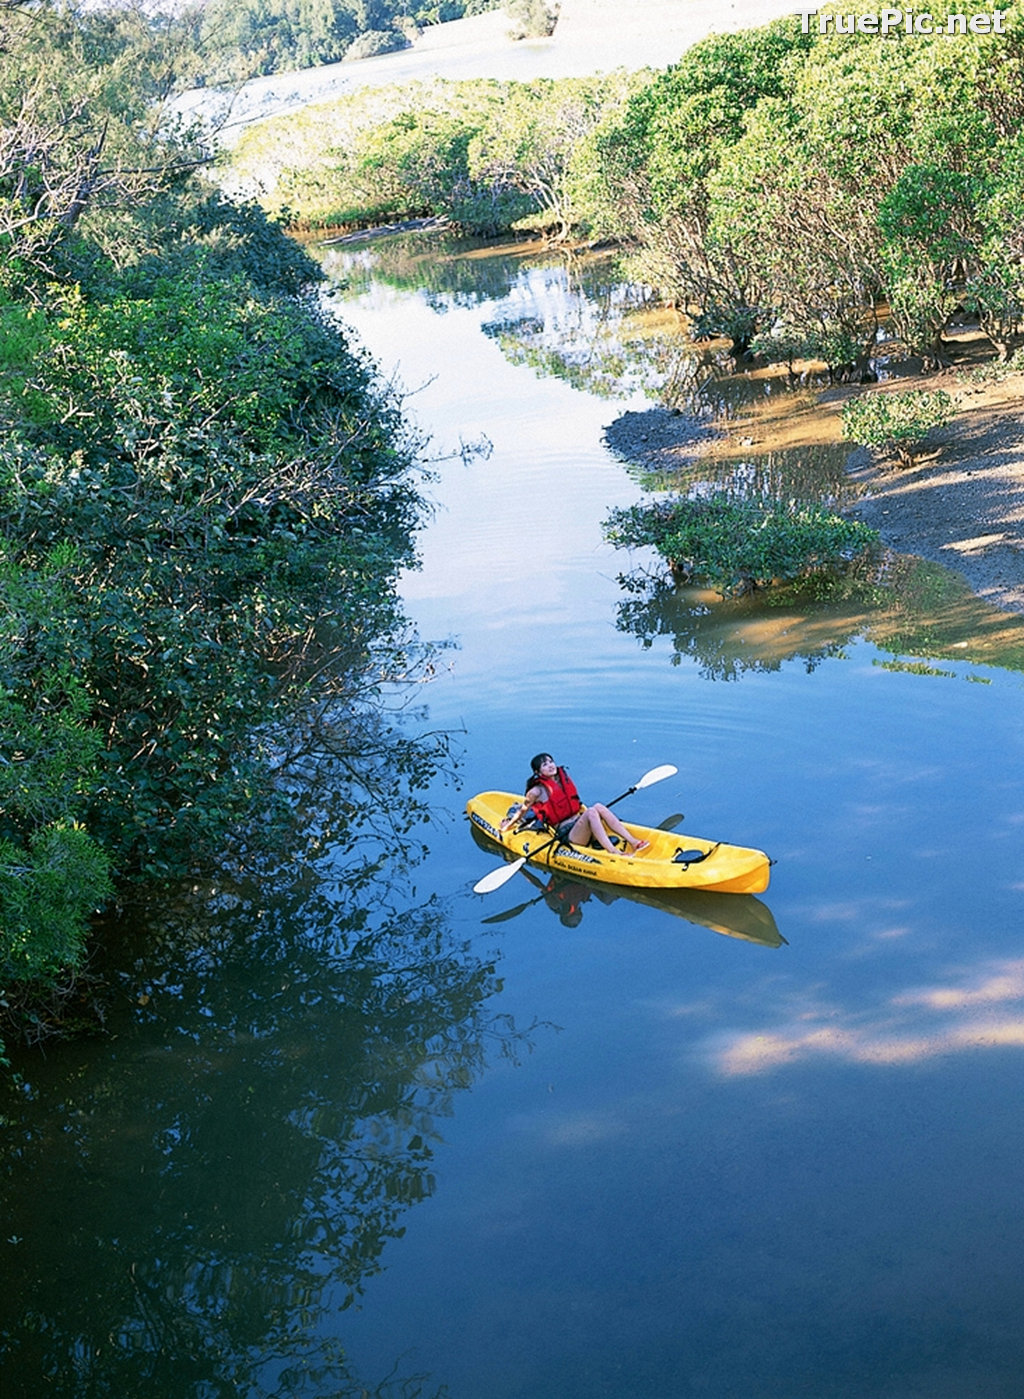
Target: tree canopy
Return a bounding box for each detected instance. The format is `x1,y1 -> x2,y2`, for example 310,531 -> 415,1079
236,7 -> 1024,365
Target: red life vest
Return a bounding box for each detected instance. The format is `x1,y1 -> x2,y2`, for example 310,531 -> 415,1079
530,766 -> 582,827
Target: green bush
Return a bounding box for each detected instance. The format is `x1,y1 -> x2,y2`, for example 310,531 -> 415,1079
0,262 -> 423,875
0,296 -> 51,389
841,389 -> 956,467
0,4 -> 448,1043
605,493 -> 879,596
0,190 -> 430,998
0,550 -> 114,983
0,824 -> 113,983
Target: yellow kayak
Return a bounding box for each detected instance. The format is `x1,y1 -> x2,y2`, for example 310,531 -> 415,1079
467,790 -> 772,896
469,824 -> 782,945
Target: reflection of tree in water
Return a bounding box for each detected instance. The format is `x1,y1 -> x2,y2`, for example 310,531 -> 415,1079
322,232 -> 745,414
481,291 -> 714,406
321,231 -> 552,311
321,232 -> 657,331
268,632 -> 461,868
630,443 -> 858,506
0,846 -> 529,1398
483,311 -> 667,402
614,553 -> 1024,681
612,567 -> 873,681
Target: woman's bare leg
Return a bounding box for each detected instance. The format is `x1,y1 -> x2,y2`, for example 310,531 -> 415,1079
588,804 -> 650,851
568,806 -> 649,855
567,808 -> 616,853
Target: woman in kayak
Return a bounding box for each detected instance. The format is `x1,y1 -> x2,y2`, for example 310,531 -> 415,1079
500,753 -> 650,856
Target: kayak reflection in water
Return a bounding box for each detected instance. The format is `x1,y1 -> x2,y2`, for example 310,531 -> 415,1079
522,867 -> 616,927
499,752 -> 650,857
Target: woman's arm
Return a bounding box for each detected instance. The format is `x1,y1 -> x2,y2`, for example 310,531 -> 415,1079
500,784 -> 545,830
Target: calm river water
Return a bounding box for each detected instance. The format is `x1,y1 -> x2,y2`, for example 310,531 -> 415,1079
2,235 -> 1024,1399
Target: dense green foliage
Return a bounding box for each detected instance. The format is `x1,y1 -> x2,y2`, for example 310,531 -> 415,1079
842,389 -> 957,467
0,2 -> 443,1031
197,0 -> 500,82
572,20 -> 815,347
0,0 -> 206,277
643,9 -> 1024,366
605,495 -> 879,596
231,72 -> 640,236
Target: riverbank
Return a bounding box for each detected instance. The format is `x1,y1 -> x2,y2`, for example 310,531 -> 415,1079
844,369 -> 1024,616
605,359 -> 1024,616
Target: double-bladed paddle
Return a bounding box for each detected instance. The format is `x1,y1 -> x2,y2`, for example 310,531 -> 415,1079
472,764 -> 678,895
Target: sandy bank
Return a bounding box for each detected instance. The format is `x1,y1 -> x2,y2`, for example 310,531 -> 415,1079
845,373 -> 1024,615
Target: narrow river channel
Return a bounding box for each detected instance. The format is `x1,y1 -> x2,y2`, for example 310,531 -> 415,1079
2,233 -> 1024,1398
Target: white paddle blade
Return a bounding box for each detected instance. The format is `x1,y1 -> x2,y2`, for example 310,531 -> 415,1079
635,763 -> 678,790
473,856 -> 527,895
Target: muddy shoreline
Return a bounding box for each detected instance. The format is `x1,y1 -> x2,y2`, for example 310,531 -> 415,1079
604,368 -> 1024,616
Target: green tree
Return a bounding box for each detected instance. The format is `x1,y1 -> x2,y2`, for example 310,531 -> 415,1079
841,388 -> 957,468
705,17 -> 1024,368
961,128 -> 1024,359
0,0 -> 206,275
707,89 -> 883,376
351,106 -> 475,218
467,76 -> 628,238
878,164 -> 984,367
576,20 -> 813,342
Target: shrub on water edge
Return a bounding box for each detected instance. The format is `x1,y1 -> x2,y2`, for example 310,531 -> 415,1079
605,493 -> 879,597
0,191 -> 433,1025
841,389 -> 957,468
0,824 -> 113,985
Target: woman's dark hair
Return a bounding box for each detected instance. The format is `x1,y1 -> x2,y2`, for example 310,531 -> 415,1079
525,752 -> 553,793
